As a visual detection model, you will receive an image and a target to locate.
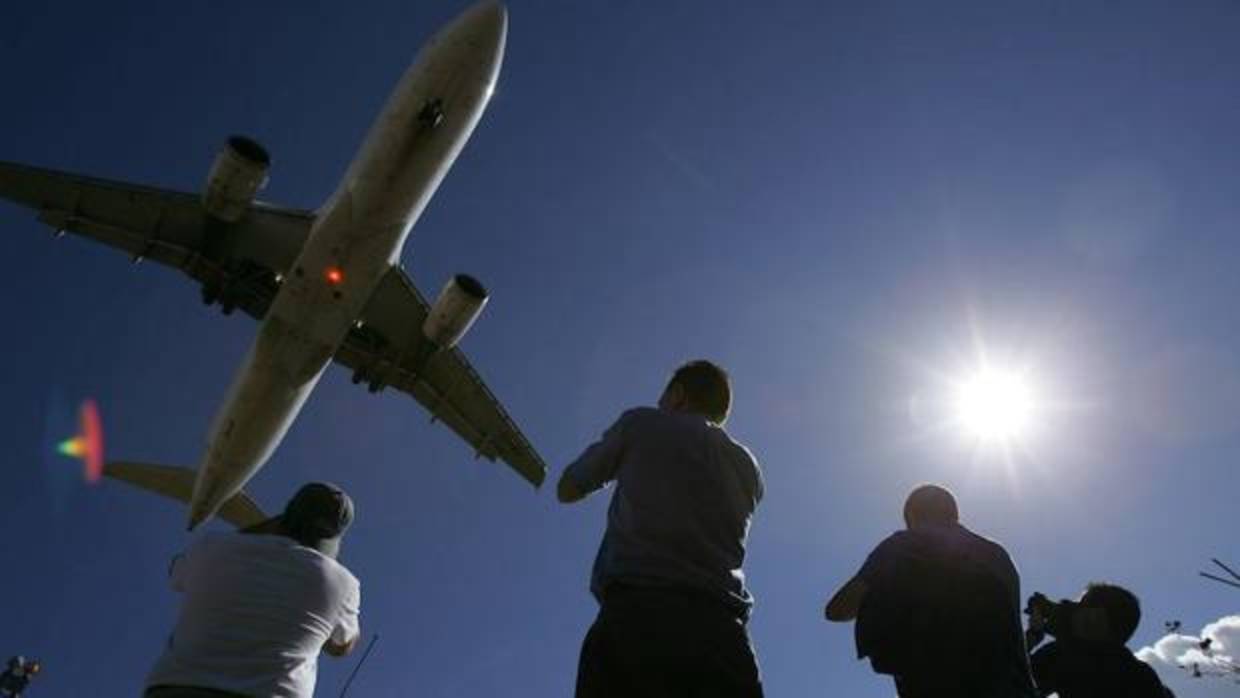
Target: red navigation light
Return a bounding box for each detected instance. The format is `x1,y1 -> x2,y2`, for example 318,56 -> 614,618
325,267 -> 345,285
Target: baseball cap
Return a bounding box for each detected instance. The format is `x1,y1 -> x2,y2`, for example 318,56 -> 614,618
280,482 -> 355,558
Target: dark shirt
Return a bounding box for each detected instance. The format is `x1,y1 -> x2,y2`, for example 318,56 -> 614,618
854,523 -> 1037,698
1031,640 -> 1170,698
563,407 -> 764,617
0,669 -> 29,696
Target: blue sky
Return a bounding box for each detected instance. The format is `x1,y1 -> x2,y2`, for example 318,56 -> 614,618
1,1 -> 1238,696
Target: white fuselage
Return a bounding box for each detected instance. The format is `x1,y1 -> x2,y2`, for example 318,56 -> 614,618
188,2 -> 506,527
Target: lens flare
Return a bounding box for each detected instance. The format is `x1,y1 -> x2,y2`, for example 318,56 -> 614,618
57,399 -> 104,483
57,436 -> 86,457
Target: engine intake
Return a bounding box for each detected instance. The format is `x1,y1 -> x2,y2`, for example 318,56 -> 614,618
423,274 -> 488,349
202,136 -> 271,222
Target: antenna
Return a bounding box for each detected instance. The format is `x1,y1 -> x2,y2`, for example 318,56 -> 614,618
338,634 -> 379,698
1199,558 -> 1240,590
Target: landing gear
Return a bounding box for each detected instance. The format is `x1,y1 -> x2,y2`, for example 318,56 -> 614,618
351,366 -> 388,394
418,98 -> 445,129
202,284 -> 238,315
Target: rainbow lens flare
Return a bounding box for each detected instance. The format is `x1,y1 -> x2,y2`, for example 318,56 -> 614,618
57,399 -> 104,483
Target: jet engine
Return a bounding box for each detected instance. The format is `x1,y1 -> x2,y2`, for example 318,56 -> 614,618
202,136 -> 271,222
422,274 -> 488,349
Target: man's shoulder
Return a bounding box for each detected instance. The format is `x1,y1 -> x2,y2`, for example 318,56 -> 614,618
955,524 -> 1014,556
720,427 -> 758,460
325,558 -> 361,591
864,527 -> 1002,567
1121,649 -> 1169,696
860,530 -> 917,572
187,530 -> 255,557
270,542 -> 360,595
873,529 -> 916,551
616,406 -> 662,426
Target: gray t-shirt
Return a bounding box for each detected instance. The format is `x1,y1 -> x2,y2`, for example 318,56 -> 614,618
563,407 -> 764,617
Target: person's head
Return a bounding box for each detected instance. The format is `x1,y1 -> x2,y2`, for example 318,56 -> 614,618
902,484 -> 959,529
659,360 -> 732,425
278,482 -> 355,558
1079,582 -> 1142,644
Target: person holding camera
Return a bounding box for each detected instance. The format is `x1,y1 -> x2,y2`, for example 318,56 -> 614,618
144,482 -> 361,698
1025,583 -> 1173,697
825,485 -> 1037,698
0,656 -> 40,697
558,360 -> 765,698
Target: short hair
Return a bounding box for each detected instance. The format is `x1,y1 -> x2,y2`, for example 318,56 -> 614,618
667,360 -> 732,424
903,484 -> 959,527
1081,582 -> 1141,643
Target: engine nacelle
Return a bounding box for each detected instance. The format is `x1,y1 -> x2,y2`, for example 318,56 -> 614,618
202,136 -> 271,222
423,274 -> 488,349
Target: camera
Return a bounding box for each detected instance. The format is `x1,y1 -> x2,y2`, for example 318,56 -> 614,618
1024,592 -> 1078,643
1025,592 -> 1114,647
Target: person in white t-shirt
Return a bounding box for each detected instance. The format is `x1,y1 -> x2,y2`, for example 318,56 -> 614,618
145,482 -> 362,698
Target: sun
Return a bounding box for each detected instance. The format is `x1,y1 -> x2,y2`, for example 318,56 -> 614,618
952,368 -> 1036,444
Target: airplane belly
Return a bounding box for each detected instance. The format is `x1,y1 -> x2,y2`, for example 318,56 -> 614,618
188,316 -> 332,528
185,2 -> 509,528
316,1 -> 505,263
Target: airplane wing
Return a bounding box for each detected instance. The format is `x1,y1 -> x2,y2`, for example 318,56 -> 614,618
0,160 -> 312,320
335,267 -> 547,488
2,161 -> 545,487
104,462 -> 269,529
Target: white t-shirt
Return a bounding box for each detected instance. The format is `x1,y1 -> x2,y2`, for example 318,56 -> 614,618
146,532 -> 361,698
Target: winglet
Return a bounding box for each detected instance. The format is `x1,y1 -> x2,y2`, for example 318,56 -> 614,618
102,461 -> 269,530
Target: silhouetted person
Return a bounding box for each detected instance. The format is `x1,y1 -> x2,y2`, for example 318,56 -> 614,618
826,485 -> 1037,698
145,483 -> 361,698
0,656 -> 39,697
1026,583 -> 1173,697
558,360 -> 765,698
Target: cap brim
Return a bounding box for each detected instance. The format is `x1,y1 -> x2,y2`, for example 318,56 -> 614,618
239,516 -> 284,535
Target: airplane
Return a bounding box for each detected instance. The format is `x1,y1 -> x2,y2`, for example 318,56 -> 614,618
0,1 -> 546,528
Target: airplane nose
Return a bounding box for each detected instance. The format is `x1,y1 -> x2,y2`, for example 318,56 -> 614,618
448,1 -> 507,52
187,503 -> 210,531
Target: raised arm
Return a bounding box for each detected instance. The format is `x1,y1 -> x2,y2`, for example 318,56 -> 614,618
557,411 -> 633,504
825,575 -> 869,622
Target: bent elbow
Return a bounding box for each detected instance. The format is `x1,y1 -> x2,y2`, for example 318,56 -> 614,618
824,603 -> 852,623
556,476 -> 584,504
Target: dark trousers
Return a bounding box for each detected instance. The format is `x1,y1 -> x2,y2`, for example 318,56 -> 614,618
575,586 -> 764,698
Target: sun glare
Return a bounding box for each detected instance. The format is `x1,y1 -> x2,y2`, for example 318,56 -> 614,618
953,369 -> 1035,444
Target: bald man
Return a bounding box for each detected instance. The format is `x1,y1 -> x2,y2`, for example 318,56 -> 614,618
826,485 -> 1037,698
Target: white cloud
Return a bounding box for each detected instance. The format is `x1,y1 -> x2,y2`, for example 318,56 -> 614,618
1136,615 -> 1240,697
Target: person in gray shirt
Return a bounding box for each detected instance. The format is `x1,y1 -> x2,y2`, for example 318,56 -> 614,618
558,360 -> 765,698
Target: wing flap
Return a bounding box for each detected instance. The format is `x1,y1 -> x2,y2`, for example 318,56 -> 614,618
1,160 -> 314,321
335,267 -> 547,487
